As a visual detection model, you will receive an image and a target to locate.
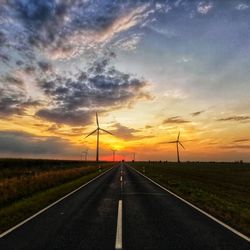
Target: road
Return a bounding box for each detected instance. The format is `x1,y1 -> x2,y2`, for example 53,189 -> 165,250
0,163 -> 249,249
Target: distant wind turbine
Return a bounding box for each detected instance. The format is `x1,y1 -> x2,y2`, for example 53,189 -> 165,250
85,113 -> 114,162
168,131 -> 185,163
112,149 -> 117,162
81,149 -> 89,161
132,152 -> 136,162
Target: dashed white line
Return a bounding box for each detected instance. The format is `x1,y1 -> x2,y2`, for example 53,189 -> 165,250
115,200 -> 123,249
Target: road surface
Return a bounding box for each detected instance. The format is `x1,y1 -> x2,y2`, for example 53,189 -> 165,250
0,163 -> 249,249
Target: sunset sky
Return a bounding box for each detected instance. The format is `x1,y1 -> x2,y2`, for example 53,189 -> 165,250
0,0 -> 250,162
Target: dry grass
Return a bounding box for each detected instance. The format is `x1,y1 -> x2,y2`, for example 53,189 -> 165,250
0,166 -> 97,207
0,159 -> 113,233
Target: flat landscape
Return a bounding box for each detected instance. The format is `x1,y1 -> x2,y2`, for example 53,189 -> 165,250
1,162 -> 249,250
133,161 -> 250,237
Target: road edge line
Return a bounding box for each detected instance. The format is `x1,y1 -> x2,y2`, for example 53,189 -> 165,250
0,167 -> 113,238
115,200 -> 123,249
131,167 -> 250,242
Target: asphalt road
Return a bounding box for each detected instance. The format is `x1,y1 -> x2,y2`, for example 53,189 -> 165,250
0,163 -> 249,249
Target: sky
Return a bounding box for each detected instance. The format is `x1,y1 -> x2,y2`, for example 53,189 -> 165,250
0,0 -> 250,162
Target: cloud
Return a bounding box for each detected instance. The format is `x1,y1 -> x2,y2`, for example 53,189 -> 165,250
216,115 -> 250,122
46,124 -> 84,137
163,116 -> 190,124
0,78 -> 40,117
235,3 -> 249,10
0,130 -> 80,156
0,1 -> 154,62
37,109 -> 93,127
233,139 -> 250,143
191,110 -> 205,116
114,34 -> 142,51
110,123 -> 153,141
197,1 -> 213,14
147,25 -> 177,38
3,75 -> 23,86
0,1 -> 154,125
36,54 -> 151,125
163,89 -> 187,99
222,145 -> 250,150
37,61 -> 53,72
155,2 -> 172,13
93,3 -> 150,44
0,53 -> 10,64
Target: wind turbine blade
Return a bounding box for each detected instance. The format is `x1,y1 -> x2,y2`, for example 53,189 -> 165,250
85,129 -> 97,138
96,112 -> 99,127
177,131 -> 180,141
100,128 -> 113,136
179,141 -> 185,149
168,141 -> 177,143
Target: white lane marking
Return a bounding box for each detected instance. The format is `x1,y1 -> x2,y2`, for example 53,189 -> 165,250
115,200 -> 123,249
132,167 -> 250,243
0,167 -> 113,238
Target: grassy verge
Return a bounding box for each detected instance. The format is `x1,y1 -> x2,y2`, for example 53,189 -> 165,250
0,167 -> 111,234
132,162 -> 250,237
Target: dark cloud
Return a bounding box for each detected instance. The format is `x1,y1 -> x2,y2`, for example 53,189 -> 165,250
0,130 -> 80,156
37,109 -> 93,126
24,65 -> 36,74
163,116 -> 190,124
0,0 -> 153,66
216,116 -> 250,122
191,110 -> 205,116
46,123 -> 62,132
36,56 -> 151,125
0,31 -> 6,45
46,124 -> 84,137
14,0 -> 56,23
0,92 -> 40,117
1,1 -> 113,50
233,139 -> 250,143
0,78 -> 41,117
4,75 -> 24,86
38,61 -> 53,72
16,60 -> 24,66
0,53 -> 10,64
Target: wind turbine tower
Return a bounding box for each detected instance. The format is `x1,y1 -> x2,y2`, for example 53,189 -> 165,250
85,113 -> 114,162
132,152 -> 136,162
168,131 -> 185,163
82,149 -> 89,161
112,149 -> 117,162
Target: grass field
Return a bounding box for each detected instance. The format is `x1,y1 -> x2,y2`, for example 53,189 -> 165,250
0,159 -> 113,233
132,161 -> 250,237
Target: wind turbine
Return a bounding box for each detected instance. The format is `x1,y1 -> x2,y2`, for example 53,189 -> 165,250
168,131 -> 185,163
81,149 -> 89,161
112,149 -> 117,162
132,152 -> 136,162
85,113 -> 113,162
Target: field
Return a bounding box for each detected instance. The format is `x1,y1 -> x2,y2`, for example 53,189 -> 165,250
0,159 -> 113,233
132,161 -> 250,237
